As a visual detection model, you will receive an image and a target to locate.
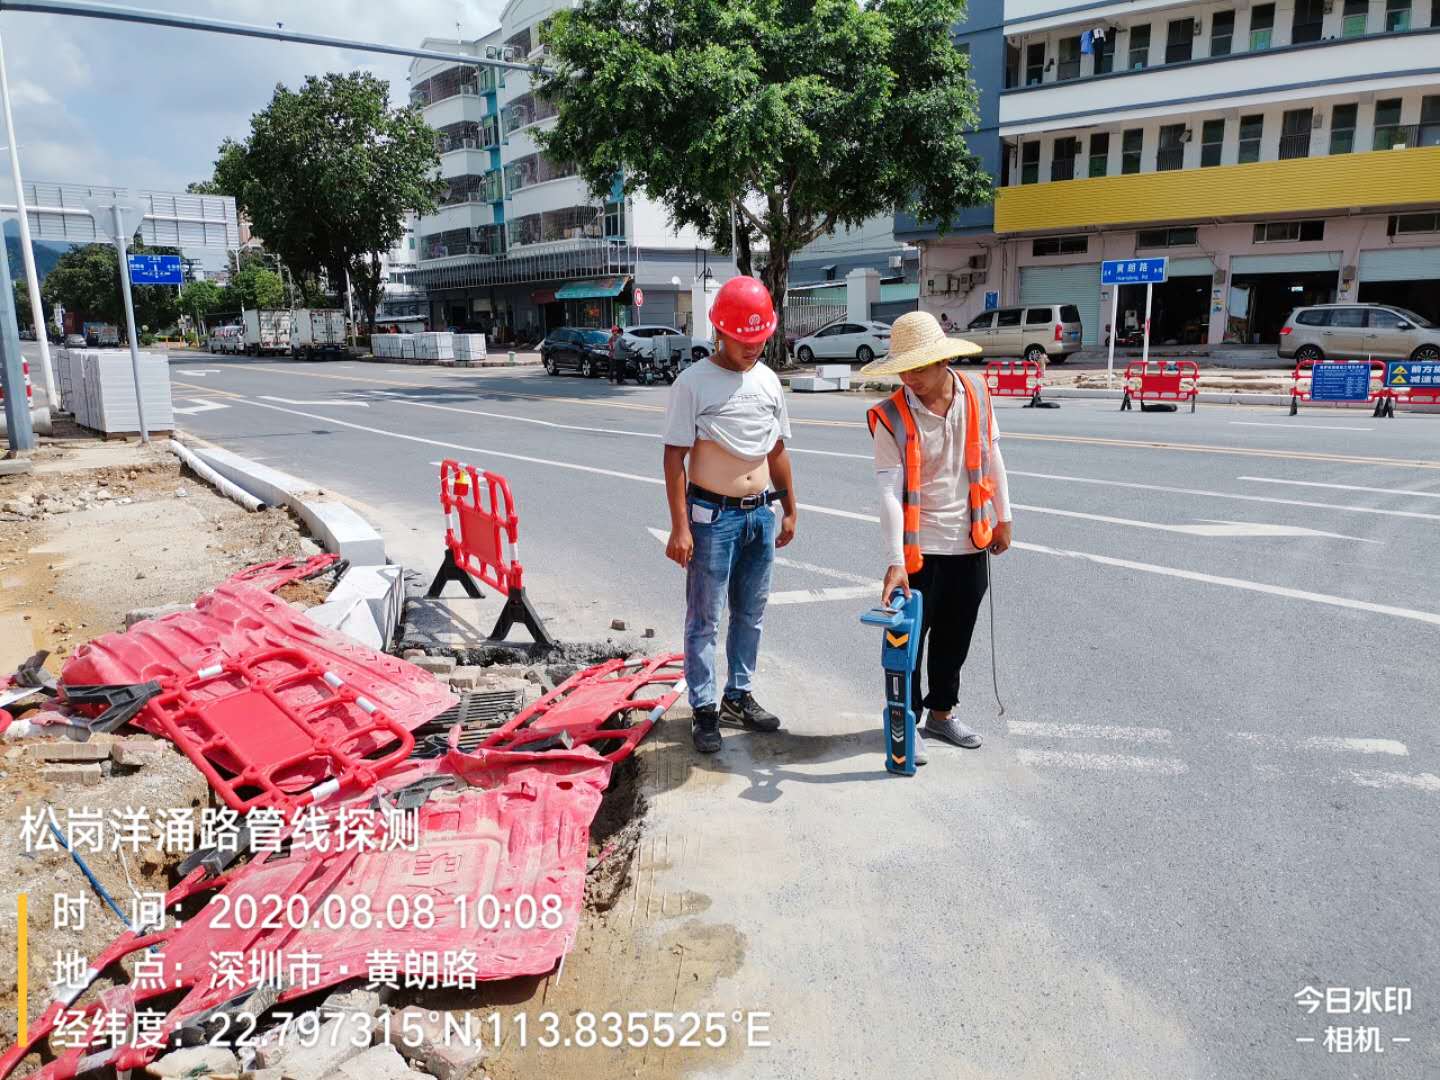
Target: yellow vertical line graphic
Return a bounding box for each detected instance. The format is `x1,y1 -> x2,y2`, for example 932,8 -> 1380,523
17,892 -> 28,1044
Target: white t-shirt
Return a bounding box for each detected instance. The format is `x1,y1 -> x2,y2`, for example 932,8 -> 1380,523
661,358 -> 792,460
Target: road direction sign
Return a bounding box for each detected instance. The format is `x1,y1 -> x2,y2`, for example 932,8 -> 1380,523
1310,362 -> 1373,402
1385,360 -> 1440,388
1102,258 -> 1168,285
128,254 -> 183,285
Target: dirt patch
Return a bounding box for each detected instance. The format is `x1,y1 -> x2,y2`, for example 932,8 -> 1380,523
586,757 -> 646,915
275,576 -> 333,608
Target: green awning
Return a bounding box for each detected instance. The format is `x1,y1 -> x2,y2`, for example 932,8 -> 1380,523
555,276 -> 629,300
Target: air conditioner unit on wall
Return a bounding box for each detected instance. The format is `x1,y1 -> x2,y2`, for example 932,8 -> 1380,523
969,253 -> 989,270
927,276 -> 951,295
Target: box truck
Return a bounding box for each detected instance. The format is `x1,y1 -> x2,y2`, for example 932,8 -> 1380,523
241,309 -> 293,355
290,309 -> 348,360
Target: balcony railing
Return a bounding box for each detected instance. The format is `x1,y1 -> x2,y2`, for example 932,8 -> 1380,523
1155,147 -> 1185,171
1056,59 -> 1080,80
1278,132 -> 1312,160
1373,124 -> 1420,150
1050,158 -> 1077,180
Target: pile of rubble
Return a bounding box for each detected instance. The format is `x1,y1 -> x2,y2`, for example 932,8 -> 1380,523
1,553 -> 683,1080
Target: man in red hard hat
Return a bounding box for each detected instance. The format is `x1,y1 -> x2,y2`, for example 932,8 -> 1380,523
661,276 -> 797,753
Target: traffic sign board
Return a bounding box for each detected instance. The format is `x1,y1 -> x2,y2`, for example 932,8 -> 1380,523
1385,360 -> 1440,388
1310,362 -> 1373,402
633,287 -> 645,308
1102,258 -> 1168,285
128,254 -> 183,285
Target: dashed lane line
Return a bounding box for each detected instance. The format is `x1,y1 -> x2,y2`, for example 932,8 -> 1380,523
1238,475 -> 1440,500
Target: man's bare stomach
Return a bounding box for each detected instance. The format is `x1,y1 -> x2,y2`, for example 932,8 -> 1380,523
689,438 -> 771,496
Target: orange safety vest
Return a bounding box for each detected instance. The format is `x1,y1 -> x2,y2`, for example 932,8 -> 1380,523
866,371 -> 997,573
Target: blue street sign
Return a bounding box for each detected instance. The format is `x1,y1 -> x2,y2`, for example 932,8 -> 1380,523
127,254 -> 183,285
1385,360 -> 1440,388
984,290 -> 999,311
1101,257 -> 1168,285
1310,362 -> 1373,402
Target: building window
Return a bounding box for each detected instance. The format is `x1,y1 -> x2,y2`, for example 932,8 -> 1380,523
1330,103 -> 1358,154
1385,0 -> 1411,31
1052,137 -> 1080,180
1032,235 -> 1089,256
1136,227 -> 1199,247
1421,96 -> 1440,146
1373,98 -> 1405,149
1026,43 -> 1045,84
1280,109 -> 1313,159
1057,36 -> 1081,80
1005,43 -> 1021,88
1166,18 -> 1195,63
408,237 -> 416,250
1253,220 -> 1325,242
1094,33 -> 1117,74
1020,141 -> 1040,184
1157,124 -> 1187,171
1238,114 -> 1264,163
1250,4 -> 1275,49
1292,0 -> 1324,43
1121,128 -> 1143,173
1128,24 -> 1151,69
1201,119 -> 1225,166
1211,10 -> 1235,55
604,200 -> 625,239
1089,132 -> 1110,177
1389,212 -> 1440,234
1341,0 -> 1368,36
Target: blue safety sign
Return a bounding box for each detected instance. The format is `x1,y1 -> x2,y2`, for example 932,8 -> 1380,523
1310,362 -> 1373,402
127,254 -> 183,285
1101,257 -> 1168,285
984,290 -> 999,311
1385,360 -> 1440,388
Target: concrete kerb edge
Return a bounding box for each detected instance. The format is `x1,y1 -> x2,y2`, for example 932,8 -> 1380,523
170,435 -> 404,649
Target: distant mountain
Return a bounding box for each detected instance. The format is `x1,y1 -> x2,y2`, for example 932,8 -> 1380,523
4,218 -> 72,284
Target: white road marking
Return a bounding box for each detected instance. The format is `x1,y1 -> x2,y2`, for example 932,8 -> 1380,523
646,527 -> 873,586
1012,503 -> 1377,542
1010,469 -> 1440,522
768,585 -> 877,605
1229,732 -> 1408,756
1230,421 -> 1373,432
1342,769 -> 1440,793
1007,721 -> 1173,744
172,399 -> 229,415
1238,475 -> 1440,500
221,397 -> 1440,627
1014,749 -> 1189,775
175,368 -> 220,375
259,396 -> 370,407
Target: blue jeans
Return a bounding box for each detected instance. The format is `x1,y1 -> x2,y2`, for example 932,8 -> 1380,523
683,496 -> 776,711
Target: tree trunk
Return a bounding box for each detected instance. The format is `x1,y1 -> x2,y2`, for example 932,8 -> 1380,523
760,244 -> 790,370
735,225 -> 753,279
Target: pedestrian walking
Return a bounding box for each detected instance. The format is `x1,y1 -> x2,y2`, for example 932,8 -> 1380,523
661,277 -> 797,753
862,311 -> 1013,764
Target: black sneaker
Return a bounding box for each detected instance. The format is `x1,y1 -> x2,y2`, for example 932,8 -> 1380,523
691,706 -> 722,754
721,693 -> 781,732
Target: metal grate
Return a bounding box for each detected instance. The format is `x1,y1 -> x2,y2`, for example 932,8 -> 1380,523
409,688 -> 525,758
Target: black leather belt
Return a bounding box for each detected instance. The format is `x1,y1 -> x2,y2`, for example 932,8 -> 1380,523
687,483 -> 787,510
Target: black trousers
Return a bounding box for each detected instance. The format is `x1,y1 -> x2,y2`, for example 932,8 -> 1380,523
908,552 -> 989,716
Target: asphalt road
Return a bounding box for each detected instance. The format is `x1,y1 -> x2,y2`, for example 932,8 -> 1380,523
161,351 -> 1438,1079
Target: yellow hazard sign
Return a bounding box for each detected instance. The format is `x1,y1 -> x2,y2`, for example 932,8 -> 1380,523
1390,364 -> 1408,386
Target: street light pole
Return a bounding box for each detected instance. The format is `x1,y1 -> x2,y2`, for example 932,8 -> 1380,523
112,203 -> 150,445
0,30 -> 56,408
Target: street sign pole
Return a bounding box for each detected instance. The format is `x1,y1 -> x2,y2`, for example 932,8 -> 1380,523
111,203 -> 150,444
1106,285 -> 1119,389
1142,281 -> 1153,369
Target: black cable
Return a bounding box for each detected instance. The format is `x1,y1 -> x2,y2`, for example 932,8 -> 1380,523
985,551 -> 1005,717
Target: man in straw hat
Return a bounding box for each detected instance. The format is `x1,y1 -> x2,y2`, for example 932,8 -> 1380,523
862,310 -> 1013,764
662,276 -> 797,754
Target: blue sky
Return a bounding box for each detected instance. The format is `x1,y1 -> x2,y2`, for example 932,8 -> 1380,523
0,1 -> 505,199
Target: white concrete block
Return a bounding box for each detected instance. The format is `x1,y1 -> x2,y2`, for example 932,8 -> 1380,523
308,564 -> 404,650
791,376 -> 846,393
192,446 -> 312,505
294,499 -> 386,566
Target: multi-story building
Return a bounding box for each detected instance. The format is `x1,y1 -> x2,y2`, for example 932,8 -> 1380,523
902,0 -> 1440,347
377,215 -> 424,326
404,2 -> 717,339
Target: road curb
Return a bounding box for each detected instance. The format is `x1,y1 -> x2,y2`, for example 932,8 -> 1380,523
171,438 -> 403,649
356,355 -> 541,369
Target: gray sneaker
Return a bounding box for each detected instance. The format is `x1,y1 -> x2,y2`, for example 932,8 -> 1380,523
923,714 -> 982,749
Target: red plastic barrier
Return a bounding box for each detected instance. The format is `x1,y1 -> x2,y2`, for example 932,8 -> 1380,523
0,358 -> 33,406
1289,359 -> 1388,417
985,360 -> 1043,400
1121,359 -> 1199,412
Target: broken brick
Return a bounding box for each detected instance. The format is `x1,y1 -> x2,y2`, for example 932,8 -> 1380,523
40,763 -> 103,787
29,742 -> 110,763
384,1006 -> 486,1080
111,738 -> 171,767
411,654 -> 457,676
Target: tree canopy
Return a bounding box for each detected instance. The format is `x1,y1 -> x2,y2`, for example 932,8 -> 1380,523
538,0 -> 990,360
42,243 -> 180,329
209,72 -> 441,332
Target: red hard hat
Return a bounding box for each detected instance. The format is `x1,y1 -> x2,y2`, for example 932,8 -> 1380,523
710,276 -> 776,345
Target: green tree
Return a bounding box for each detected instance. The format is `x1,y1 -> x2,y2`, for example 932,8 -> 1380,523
42,243 -> 179,330
178,280 -> 225,340
538,0 -> 990,362
229,265 -> 286,310
211,72 -> 442,333
14,278 -> 50,331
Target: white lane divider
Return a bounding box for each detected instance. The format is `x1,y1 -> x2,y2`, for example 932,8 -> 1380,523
1238,475 -> 1440,501
1341,770 -> 1440,793
1013,749 -> 1189,776
1230,421 -> 1373,432
1007,721 -> 1173,744
259,395 -> 370,407
172,399 -> 229,415
1012,503 -> 1377,542
1229,732 -> 1409,756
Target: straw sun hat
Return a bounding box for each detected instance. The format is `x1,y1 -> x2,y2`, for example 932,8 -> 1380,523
859,310 -> 982,376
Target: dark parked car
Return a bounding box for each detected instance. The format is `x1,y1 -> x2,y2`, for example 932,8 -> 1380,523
540,327 -> 612,378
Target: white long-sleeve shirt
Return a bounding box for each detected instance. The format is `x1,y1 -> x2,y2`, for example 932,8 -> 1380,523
873,374 -> 1012,567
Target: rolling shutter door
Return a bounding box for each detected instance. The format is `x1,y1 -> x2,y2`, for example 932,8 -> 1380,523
1358,247 -> 1440,282
1019,263 -> 1102,345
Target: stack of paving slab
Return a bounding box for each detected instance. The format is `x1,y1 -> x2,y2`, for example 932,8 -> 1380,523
414,332 -> 455,364
55,347 -> 175,433
370,334 -> 405,359
452,333 -> 488,365
792,363 -> 853,392
400,334 -> 417,360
